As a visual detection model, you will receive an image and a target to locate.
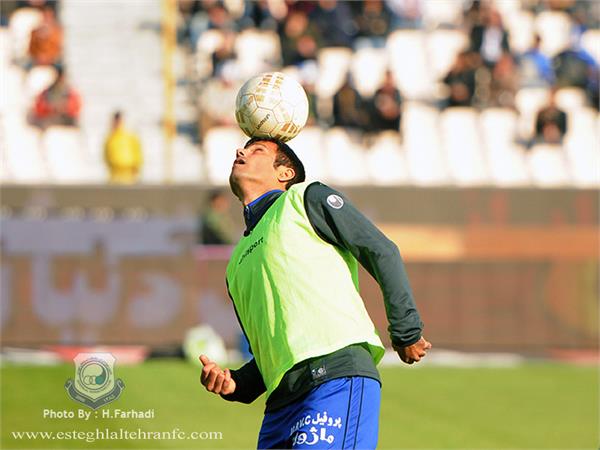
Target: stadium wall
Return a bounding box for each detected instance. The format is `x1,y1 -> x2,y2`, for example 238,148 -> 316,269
0,186 -> 597,354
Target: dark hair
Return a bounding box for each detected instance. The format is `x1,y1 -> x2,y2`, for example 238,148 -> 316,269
244,137 -> 305,189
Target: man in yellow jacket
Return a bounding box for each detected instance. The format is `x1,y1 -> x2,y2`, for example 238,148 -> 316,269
104,111 -> 143,183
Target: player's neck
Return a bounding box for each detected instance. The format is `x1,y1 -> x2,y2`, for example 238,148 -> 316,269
239,183 -> 285,206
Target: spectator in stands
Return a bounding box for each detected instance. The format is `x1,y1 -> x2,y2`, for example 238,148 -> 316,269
30,65 -> 81,129
332,75 -> 370,130
309,0 -> 355,48
487,53 -> 518,108
211,29 -> 237,77
198,61 -> 240,139
517,34 -> 555,88
278,10 -> 320,67
534,89 -> 568,145
552,41 -> 599,107
469,7 -> 510,68
198,189 -> 235,245
28,4 -> 62,66
352,0 -> 392,49
368,70 -> 402,132
104,112 -> 143,184
442,51 -> 478,108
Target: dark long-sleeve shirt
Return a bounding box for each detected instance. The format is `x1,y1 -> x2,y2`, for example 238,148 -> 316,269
221,182 -> 423,411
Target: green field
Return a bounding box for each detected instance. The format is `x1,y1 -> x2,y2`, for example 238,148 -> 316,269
1,361 -> 597,449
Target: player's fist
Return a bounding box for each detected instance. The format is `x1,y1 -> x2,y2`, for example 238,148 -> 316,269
199,355 -> 236,395
394,337 -> 432,365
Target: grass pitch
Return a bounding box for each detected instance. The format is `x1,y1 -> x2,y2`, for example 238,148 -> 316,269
1,360 -> 597,449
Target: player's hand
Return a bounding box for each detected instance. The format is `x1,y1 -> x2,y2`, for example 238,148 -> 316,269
199,355 -> 236,395
394,337 -> 432,365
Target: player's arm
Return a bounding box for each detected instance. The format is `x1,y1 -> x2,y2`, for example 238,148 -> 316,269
304,182 -> 431,364
199,355 -> 266,403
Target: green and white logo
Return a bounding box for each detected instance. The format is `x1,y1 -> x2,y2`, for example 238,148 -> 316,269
65,353 -> 125,410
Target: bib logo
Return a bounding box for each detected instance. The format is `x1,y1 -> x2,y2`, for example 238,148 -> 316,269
65,353 -> 125,410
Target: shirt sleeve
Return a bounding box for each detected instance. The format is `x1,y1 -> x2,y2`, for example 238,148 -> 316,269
220,358 -> 266,404
304,182 -> 423,348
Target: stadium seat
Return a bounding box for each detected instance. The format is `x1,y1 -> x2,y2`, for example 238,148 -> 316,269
581,29 -> 600,65
8,7 -> 43,61
440,107 -> 489,186
350,47 -> 388,98
203,126 -> 247,185
402,102 -> 448,185
289,126 -> 326,182
316,47 -> 353,98
195,29 -> 224,80
3,120 -> 48,183
43,126 -> 91,183
364,132 -> 408,185
515,87 -> 551,140
421,0 -> 464,28
323,128 -> 368,185
235,30 -> 281,79
426,29 -> 468,81
505,10 -> 535,54
480,108 -> 530,186
140,127 -> 166,184
563,107 -> 600,187
0,65 -> 25,114
535,11 -> 573,57
25,65 -> 57,101
172,137 -> 203,183
554,87 -> 588,112
387,31 -> 432,100
527,144 -> 570,187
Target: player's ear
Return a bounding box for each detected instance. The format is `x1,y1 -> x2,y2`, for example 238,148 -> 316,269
277,165 -> 295,183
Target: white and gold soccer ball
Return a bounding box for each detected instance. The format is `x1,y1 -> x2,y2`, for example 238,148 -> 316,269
235,72 -> 309,142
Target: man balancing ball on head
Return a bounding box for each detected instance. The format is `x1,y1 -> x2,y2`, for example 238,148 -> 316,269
199,136 -> 431,449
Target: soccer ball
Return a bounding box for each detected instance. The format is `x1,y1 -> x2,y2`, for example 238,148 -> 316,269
235,72 -> 309,142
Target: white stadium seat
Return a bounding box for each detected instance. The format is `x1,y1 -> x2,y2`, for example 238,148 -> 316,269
564,108 -> 600,187
554,87 -> 588,112
203,126 -> 247,185
440,107 -> 489,186
43,126 -> 91,183
581,29 -> 600,65
25,65 -> 57,101
364,132 -> 408,185
480,108 -> 530,186
402,102 -> 448,185
426,29 -> 469,81
235,30 -> 281,79
324,128 -> 368,185
316,47 -> 353,98
3,120 -> 48,183
350,48 -> 388,98
289,126 -> 326,183
515,87 -> 551,140
387,31 -> 432,100
421,0 -> 464,29
527,144 -> 570,187
505,10 -> 535,54
8,7 -> 43,61
535,11 -> 573,58
172,137 -> 203,183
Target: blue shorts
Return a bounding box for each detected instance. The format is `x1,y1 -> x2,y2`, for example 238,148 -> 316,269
257,376 -> 381,449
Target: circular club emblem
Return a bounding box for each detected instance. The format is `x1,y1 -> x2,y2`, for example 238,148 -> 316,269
326,194 -> 344,209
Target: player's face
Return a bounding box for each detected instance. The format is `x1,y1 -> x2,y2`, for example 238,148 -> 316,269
229,140 -> 281,195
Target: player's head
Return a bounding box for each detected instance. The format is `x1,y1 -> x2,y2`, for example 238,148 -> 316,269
229,137 -> 305,202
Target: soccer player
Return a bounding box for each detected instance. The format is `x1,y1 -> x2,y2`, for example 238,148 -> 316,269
199,137 -> 431,449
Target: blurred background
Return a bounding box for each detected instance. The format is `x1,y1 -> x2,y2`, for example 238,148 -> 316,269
0,0 -> 598,448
